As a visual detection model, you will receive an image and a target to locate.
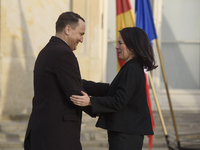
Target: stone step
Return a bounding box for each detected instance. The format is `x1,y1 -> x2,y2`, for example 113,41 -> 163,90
0,148 -> 23,150
83,148 -> 168,150
80,130 -> 175,142
81,137 -> 169,148
82,113 -> 200,128
0,141 -> 23,148
0,139 -> 168,149
0,132 -> 25,142
0,111 -> 199,149
0,121 -> 27,133
1,120 -> 194,142
81,123 -> 200,133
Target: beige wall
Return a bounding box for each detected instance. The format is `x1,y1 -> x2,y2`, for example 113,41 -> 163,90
0,0 -> 107,117
0,0 -> 71,117
72,0 -> 107,82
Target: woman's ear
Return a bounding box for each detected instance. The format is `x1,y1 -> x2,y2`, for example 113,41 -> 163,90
130,49 -> 135,58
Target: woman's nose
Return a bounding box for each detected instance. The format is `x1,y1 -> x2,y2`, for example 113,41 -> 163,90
115,44 -> 119,49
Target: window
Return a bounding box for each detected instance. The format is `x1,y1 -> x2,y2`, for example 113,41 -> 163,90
161,0 -> 200,89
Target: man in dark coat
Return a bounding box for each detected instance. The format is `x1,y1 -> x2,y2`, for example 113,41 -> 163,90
24,11 -> 92,150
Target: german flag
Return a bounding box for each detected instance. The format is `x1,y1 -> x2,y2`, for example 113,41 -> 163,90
116,0 -> 135,71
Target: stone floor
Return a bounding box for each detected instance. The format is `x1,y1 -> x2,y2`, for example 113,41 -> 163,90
0,111 -> 199,150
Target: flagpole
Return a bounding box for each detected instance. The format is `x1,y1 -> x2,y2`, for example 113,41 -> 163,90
155,39 -> 181,148
148,71 -> 170,148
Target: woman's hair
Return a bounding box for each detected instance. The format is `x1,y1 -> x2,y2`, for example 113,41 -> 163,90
119,27 -> 158,71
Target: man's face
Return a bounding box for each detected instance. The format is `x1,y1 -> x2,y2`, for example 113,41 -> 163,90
68,19 -> 85,50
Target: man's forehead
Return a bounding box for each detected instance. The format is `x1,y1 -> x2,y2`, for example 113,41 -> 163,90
76,19 -> 85,27
76,20 -> 85,32
78,19 -> 85,25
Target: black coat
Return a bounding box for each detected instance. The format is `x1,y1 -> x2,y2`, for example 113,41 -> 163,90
24,36 -> 92,150
84,59 -> 153,135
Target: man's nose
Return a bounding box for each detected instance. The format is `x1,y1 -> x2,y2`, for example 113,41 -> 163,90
80,37 -> 83,43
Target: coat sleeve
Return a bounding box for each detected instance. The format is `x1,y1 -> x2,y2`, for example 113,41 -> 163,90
54,50 -> 83,99
54,50 -> 97,117
91,65 -> 139,114
82,79 -> 109,96
80,106 -> 97,117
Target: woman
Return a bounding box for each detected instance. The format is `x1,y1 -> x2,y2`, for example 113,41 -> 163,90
70,27 -> 158,150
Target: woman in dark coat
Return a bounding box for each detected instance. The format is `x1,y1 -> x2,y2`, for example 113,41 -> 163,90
71,27 -> 158,150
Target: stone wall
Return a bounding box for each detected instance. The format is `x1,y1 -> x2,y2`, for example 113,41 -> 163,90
72,0 -> 107,82
0,0 -> 107,118
0,0 -> 71,117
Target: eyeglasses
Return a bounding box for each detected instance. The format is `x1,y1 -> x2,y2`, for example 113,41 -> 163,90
117,42 -> 125,45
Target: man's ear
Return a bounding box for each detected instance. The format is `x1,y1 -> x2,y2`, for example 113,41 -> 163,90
64,25 -> 71,35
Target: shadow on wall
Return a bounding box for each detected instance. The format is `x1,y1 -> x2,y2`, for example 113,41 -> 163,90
160,15 -> 199,89
2,0 -> 35,117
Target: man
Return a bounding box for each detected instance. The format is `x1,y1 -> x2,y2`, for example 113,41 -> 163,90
24,11 -> 92,150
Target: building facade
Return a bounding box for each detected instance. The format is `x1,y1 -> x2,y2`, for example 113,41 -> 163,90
106,0 -> 200,111
0,0 -> 199,118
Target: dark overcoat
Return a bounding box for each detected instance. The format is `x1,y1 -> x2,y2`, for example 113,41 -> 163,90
24,36 -> 92,150
83,59 -> 153,135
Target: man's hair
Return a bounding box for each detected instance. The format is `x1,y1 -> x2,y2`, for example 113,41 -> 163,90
56,11 -> 85,33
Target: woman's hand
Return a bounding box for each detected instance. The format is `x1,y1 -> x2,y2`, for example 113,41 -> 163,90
70,91 -> 91,106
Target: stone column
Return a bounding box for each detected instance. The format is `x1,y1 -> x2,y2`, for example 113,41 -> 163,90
72,0 -> 108,82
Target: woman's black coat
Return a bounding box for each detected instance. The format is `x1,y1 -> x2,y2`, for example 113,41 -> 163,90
83,59 -> 153,135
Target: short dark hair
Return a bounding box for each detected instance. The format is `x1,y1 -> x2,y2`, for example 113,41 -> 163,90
119,27 -> 157,71
56,11 -> 85,33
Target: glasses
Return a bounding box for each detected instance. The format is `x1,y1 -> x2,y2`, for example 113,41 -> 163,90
117,42 -> 125,46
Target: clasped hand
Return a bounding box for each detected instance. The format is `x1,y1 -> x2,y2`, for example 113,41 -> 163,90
70,91 -> 91,106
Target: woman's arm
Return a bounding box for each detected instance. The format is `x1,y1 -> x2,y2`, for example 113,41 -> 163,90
89,66 -> 140,114
71,65 -> 140,114
82,79 -> 109,96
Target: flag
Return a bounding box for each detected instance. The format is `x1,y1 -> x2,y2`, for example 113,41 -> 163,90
116,0 -> 135,71
135,0 -> 157,43
135,0 -> 158,148
145,70 -> 155,149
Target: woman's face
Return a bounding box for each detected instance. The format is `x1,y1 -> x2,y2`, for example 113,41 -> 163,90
116,34 -> 134,63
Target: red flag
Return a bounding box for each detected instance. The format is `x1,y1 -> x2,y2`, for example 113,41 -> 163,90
145,71 -> 155,149
116,0 -> 135,71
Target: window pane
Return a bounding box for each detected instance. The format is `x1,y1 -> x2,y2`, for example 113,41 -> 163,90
106,42 -> 117,83
160,43 -> 200,89
160,0 -> 200,89
161,0 -> 200,41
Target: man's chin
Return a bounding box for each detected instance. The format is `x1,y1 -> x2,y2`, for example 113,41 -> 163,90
71,46 -> 76,51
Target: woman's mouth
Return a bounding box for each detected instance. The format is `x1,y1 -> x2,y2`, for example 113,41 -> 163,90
118,51 -> 122,55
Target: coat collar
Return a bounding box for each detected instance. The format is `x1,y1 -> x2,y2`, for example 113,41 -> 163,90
50,36 -> 71,50
120,58 -> 140,70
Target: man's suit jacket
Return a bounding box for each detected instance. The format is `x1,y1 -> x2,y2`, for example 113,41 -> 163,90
24,36 -> 92,150
84,59 -> 153,135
